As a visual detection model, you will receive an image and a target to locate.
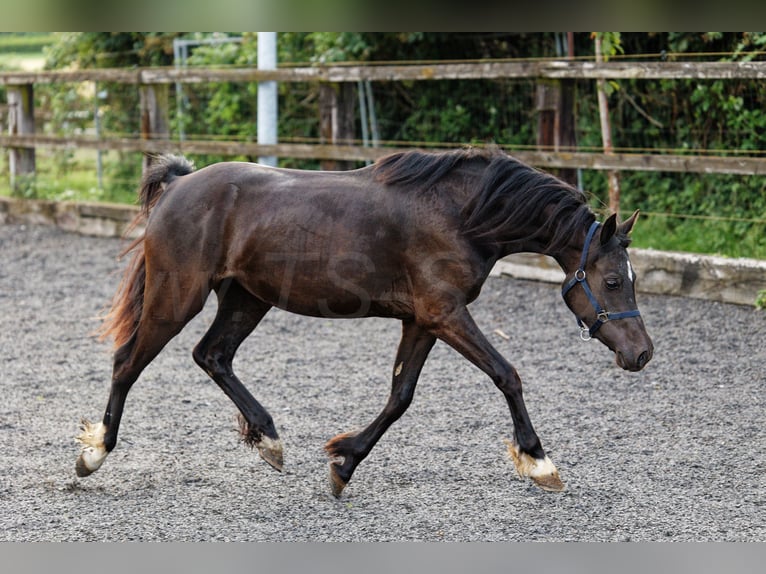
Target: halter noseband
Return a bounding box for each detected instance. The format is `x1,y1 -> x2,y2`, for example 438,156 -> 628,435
561,220 -> 641,341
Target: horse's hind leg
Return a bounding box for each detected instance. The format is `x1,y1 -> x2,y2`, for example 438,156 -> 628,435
76,272 -> 209,477
192,280 -> 282,470
325,320 -> 436,497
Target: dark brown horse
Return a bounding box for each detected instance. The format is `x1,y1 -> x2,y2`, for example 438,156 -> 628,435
76,147 -> 653,495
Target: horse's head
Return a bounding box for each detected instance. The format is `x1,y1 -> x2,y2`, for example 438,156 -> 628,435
561,210 -> 653,372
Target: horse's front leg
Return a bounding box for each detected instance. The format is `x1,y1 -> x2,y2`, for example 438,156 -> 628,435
424,305 -> 564,492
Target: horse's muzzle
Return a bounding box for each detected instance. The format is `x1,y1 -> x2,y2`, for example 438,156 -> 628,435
616,346 -> 653,372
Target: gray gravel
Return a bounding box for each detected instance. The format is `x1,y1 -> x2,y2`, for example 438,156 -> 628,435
0,223 -> 764,542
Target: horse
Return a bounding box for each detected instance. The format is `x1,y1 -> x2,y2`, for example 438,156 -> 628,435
76,147 -> 653,495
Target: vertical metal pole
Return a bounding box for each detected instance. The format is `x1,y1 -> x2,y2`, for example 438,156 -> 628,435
257,32 -> 278,167
174,39 -> 185,142
140,84 -> 170,173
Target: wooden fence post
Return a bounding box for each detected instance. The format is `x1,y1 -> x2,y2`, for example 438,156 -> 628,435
536,79 -> 577,186
139,83 -> 170,172
558,77 -> 578,186
319,82 -> 356,171
536,80 -> 559,150
7,83 -> 36,192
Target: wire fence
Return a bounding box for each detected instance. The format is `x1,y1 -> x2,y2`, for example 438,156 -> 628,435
1,58 -> 765,257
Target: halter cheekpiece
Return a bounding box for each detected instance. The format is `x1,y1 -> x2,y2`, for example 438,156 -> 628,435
561,220 -> 641,341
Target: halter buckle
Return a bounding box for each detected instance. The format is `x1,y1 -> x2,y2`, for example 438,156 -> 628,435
597,310 -> 610,322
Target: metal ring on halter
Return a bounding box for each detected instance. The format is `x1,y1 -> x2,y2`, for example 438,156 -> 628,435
574,269 -> 586,281
597,310 -> 610,322
579,326 -> 592,341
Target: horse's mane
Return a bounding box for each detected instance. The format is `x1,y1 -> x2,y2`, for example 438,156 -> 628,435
372,147 -> 596,254
372,147 -> 489,189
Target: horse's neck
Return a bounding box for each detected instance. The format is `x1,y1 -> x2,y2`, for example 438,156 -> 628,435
499,210 -> 585,273
494,220 -> 585,276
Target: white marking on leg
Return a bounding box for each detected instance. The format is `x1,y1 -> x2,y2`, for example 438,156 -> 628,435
76,419 -> 108,473
510,448 -> 558,478
394,362 -> 403,376
503,438 -> 563,491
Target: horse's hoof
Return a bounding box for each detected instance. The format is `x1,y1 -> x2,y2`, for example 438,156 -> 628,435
75,419 -> 107,477
531,472 -> 565,492
256,436 -> 284,472
75,455 -> 94,477
328,464 -> 347,498
504,438 -> 565,492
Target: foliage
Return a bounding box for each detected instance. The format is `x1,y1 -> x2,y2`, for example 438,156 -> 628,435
574,32 -> 766,257
13,32 -> 766,259
302,32 -> 373,63
594,32 -> 624,60
9,174 -> 37,199
582,171 -> 766,258
40,33 -> 182,197
43,32 -> 180,68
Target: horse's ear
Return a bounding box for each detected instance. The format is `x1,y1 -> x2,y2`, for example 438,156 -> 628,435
600,213 -> 618,245
619,209 -> 640,235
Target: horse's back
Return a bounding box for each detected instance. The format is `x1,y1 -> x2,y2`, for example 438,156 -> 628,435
143,161 -> 430,317
148,161 -> 382,245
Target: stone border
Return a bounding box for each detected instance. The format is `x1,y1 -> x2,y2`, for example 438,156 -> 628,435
492,251 -> 766,308
1,196 -> 143,239
2,196 -> 765,307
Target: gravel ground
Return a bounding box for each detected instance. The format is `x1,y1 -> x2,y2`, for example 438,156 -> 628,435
0,223 -> 764,542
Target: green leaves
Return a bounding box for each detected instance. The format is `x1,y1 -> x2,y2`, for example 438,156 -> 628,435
592,32 -> 624,61
756,290 -> 766,310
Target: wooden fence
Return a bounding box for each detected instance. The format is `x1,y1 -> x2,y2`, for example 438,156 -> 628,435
3,59 -> 766,185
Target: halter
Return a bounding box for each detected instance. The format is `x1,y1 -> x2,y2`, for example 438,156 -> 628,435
561,220 -> 641,341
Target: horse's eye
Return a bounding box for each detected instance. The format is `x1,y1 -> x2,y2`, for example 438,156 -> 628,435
605,278 -> 621,290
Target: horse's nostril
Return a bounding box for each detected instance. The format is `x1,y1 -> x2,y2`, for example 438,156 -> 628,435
637,351 -> 649,369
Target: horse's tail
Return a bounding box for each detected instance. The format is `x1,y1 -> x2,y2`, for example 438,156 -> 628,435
98,155 -> 195,348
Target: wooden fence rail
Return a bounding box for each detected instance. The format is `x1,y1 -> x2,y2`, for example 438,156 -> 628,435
2,60 -> 766,85
2,134 -> 765,176
3,59 -> 766,188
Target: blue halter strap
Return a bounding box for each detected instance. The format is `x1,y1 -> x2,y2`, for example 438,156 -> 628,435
561,220 -> 641,341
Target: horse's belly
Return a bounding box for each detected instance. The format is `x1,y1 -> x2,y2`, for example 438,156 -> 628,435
236,261 -> 412,320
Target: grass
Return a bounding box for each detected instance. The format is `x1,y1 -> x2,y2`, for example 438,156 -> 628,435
630,214 -> 766,260
0,150 -> 140,205
0,33 -> 57,53
0,53 -> 46,71
0,32 -> 55,71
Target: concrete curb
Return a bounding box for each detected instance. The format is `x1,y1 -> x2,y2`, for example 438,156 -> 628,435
492,251 -> 766,308
0,196 -> 143,239
2,195 -> 765,307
